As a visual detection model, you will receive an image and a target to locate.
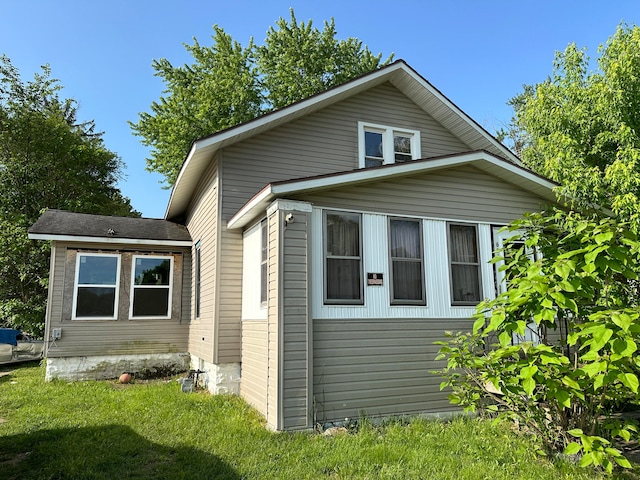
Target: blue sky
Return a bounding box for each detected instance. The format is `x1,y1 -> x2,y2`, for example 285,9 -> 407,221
1,1 -> 637,218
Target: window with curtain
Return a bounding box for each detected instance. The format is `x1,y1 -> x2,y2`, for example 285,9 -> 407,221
130,256 -> 172,318
389,218 -> 425,304
324,211 -> 363,304
448,223 -> 481,305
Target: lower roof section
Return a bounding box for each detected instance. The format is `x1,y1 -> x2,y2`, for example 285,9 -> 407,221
28,209 -> 192,247
226,150 -> 559,230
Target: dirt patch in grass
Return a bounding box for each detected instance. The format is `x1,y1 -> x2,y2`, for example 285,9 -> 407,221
0,451 -> 31,467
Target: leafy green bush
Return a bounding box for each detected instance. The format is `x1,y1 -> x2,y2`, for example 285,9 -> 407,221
437,209 -> 640,473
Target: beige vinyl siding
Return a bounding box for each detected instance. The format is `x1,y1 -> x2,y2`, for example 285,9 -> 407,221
185,157 -> 219,363
313,318 -> 464,423
220,83 -> 472,221
45,243 -> 65,356
48,242 -> 67,325
304,168 -> 551,425
46,241 -> 189,358
281,211 -> 310,430
292,165 -> 548,224
181,253 -> 192,323
217,226 -> 242,363
241,320 -> 268,416
266,211 -> 280,429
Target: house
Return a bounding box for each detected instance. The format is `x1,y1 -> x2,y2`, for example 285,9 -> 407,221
29,60 -> 558,431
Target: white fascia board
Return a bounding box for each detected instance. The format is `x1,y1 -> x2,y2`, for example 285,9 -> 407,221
193,64 -> 402,152
396,67 -> 520,165
28,233 -> 192,247
226,187 -> 275,230
226,152 -> 558,230
165,143 -> 198,219
267,152 -> 505,194
481,158 -> 557,189
266,199 -> 313,216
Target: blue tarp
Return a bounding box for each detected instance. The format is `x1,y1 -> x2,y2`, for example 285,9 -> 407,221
0,328 -> 22,346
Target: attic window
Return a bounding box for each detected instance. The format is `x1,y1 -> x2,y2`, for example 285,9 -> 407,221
358,122 -> 421,168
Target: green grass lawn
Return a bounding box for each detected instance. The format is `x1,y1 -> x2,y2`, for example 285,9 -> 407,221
0,362 -> 633,479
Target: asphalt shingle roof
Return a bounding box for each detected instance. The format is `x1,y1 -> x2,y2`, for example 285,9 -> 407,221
29,209 -> 191,242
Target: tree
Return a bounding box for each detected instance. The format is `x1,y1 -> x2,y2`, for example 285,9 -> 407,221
0,55 -> 137,335
130,9 -> 393,186
505,24 -> 640,229
437,209 -> 640,472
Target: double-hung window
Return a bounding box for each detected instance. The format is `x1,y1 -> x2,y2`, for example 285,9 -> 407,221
73,253 -> 121,319
359,122 -> 421,168
448,223 -> 482,305
389,218 -> 425,305
324,211 -> 363,304
130,255 -> 173,318
493,228 -> 542,345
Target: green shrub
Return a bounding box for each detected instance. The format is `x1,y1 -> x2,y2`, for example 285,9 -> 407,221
437,209 -> 640,473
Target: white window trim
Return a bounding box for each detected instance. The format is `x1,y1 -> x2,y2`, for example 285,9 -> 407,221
311,207 -> 496,319
129,254 -> 173,320
323,210 -> 364,305
72,252 -> 121,321
492,227 -> 542,345
388,217 -> 426,306
447,222 -> 483,306
242,219 -> 268,320
357,121 -> 421,168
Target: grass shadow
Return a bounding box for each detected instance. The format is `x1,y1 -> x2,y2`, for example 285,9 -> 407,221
0,424 -> 240,479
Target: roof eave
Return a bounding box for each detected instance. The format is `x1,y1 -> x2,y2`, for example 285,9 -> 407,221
165,60 -> 520,221
165,63 -> 408,220
225,151 -> 558,230
28,233 -> 192,247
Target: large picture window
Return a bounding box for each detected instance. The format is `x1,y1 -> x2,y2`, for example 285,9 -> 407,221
389,218 -> 425,304
324,211 -> 363,304
130,255 -> 173,318
448,224 -> 482,305
73,253 -> 120,319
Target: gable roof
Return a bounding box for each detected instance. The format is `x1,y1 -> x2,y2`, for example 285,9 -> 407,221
28,209 -> 192,246
165,59 -> 520,220
226,150 -> 560,230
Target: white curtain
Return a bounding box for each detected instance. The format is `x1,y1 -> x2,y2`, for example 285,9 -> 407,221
326,213 -> 361,301
390,219 -> 423,301
450,225 -> 480,303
